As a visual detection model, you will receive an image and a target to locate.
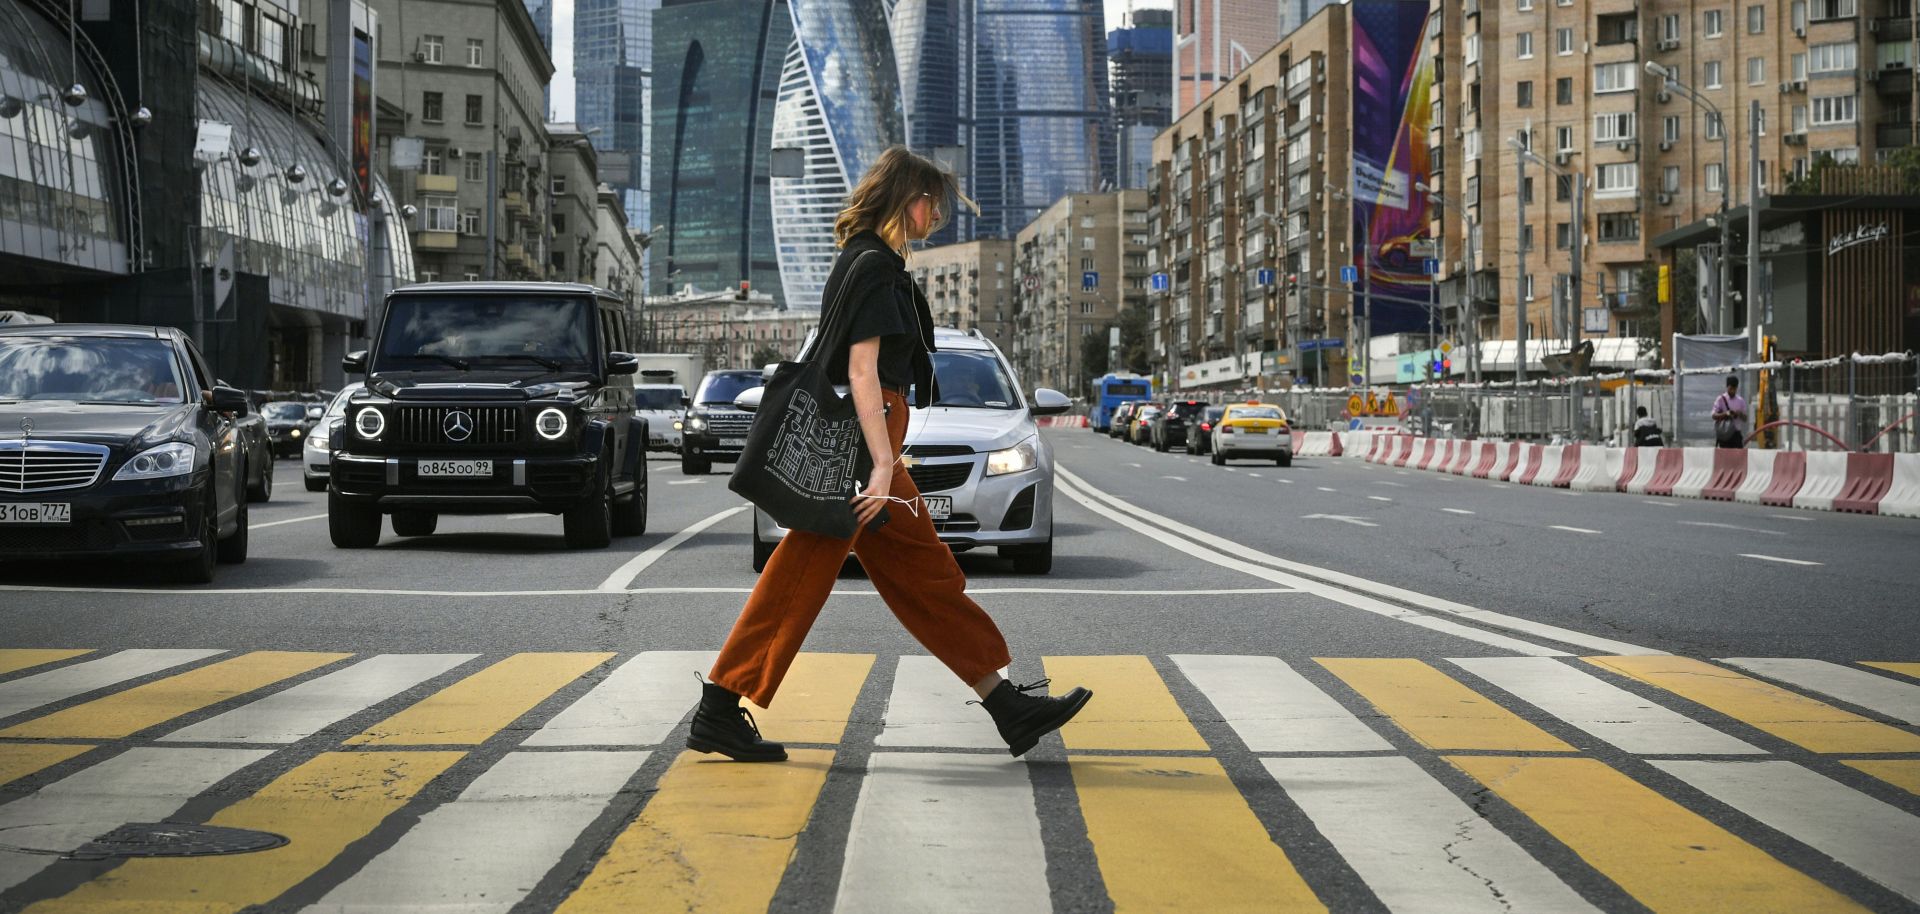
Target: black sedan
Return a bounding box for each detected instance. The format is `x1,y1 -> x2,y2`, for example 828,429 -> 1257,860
261,400 -> 321,459
1151,399 -> 1210,452
1185,405 -> 1227,456
0,324 -> 253,583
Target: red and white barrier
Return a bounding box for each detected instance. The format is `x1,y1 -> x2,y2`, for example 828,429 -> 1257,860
1471,441 -> 1501,478
1761,451 -> 1808,507
1833,453 -> 1896,514
1295,432 -> 1332,457
1329,432 -> 1345,457
1570,447 -> 1620,492
1643,449 -> 1687,496
1488,441 -> 1520,481
1394,437 -> 1422,468
1621,447 -> 1656,493
1551,444 -> 1584,488
1702,449 -> 1749,501
1881,454 -> 1920,518
1416,439 -> 1444,471
1526,445 -> 1564,487
1733,449 -> 1777,504
1447,440 -> 1476,475
1793,451 -> 1850,511
1039,415 -> 1090,428
1669,447 -> 1717,499
1512,445 -> 1546,485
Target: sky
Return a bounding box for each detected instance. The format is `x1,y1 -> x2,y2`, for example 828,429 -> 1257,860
545,0 -> 1171,123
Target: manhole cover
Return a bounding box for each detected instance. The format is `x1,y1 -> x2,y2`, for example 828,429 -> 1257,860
67,823 -> 288,860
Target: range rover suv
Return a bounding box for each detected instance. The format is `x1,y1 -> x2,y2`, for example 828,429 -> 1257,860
679,369 -> 763,475
329,282 -> 649,549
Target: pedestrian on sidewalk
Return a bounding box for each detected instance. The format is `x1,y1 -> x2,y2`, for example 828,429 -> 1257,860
1711,375 -> 1749,449
1631,405 -> 1665,447
687,146 -> 1093,763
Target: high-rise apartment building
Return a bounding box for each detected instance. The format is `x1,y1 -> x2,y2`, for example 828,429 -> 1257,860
652,0 -> 791,304
1174,0 -> 1337,116
1112,8 -> 1175,189
1012,190 -> 1151,394
910,239 -> 1018,352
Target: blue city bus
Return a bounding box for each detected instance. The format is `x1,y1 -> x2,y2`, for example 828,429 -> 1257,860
1090,373 -> 1154,432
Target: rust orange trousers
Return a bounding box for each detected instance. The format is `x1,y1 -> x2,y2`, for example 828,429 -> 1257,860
710,389 -> 1013,707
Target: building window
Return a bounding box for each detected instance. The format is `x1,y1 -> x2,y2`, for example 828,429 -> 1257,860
460,208 -> 480,235
1556,28 -> 1574,55
1706,163 -> 1726,193
1082,236 -> 1096,250
552,175 -> 567,196
422,91 -> 444,123
467,38 -> 484,67
1518,0 -> 1533,9
421,34 -> 443,64
423,195 -> 458,232
1594,62 -> 1636,93
1597,213 -> 1641,242
1704,61 -> 1723,89
1662,14 -> 1682,41
1707,112 -> 1725,139
1556,222 -> 1571,250
1557,77 -> 1574,105
463,270 -> 480,282
465,94 -> 483,124
1517,32 -> 1535,58
463,154 -> 484,183
1793,104 -> 1809,132
1809,0 -> 1856,21
1748,57 -> 1765,84
1557,126 -> 1575,152
1756,108 -> 1768,135
553,213 -> 567,234
552,250 -> 567,271
1792,53 -> 1808,81
422,146 -> 446,176
1594,112 -> 1636,142
1523,273 -> 1536,301
1521,224 -> 1534,253
1664,115 -> 1681,143
1465,33 -> 1481,65
1556,173 -> 1573,201
1517,81 -> 1534,108
1596,163 -> 1638,196
1523,176 -> 1536,204
1464,128 -> 1482,160
1812,94 -> 1857,125
1809,42 -> 1858,73
1704,9 -> 1724,36
1663,166 -> 1681,193
1748,4 -> 1766,32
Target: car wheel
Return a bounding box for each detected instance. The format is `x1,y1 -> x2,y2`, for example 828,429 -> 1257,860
1004,526 -> 1053,575
613,458 -> 648,537
216,494 -> 248,565
305,475 -> 327,492
247,458 -> 273,503
681,453 -> 710,476
391,510 -> 438,537
1211,450 -> 1225,466
564,458 -> 614,549
752,534 -> 774,572
328,489 -> 382,548
165,488 -> 220,584
1278,452 -> 1292,468
1154,436 -> 1166,452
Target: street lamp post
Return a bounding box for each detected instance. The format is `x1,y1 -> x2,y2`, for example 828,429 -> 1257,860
1509,136 -> 1589,440
1324,184 -> 1372,389
1647,60 -> 1732,335
1416,180 -> 1479,385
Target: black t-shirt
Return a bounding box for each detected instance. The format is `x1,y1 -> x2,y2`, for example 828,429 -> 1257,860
824,234 -> 926,389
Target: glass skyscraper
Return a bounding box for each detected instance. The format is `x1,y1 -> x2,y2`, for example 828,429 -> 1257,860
574,0 -> 657,282
891,0 -> 970,244
972,0 -> 1114,239
652,0 -> 792,304
1109,8 -> 1172,189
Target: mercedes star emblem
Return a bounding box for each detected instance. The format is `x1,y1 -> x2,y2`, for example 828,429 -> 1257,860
17,418 -> 30,439
443,410 -> 474,442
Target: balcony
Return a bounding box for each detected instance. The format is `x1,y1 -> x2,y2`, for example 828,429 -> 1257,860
503,191 -> 527,216
1877,119 -> 1916,148
417,173 -> 458,193
1874,17 -> 1915,41
1878,62 -> 1915,94
412,230 -> 458,251
503,242 -> 528,266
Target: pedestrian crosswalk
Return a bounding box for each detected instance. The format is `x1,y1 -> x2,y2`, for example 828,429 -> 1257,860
0,648 -> 1916,912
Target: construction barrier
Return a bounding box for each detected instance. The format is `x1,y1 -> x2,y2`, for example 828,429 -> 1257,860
1702,449 -> 1749,501
1622,447 -> 1663,493
1488,441 -> 1522,481
1037,415 -> 1089,428
1551,444 -> 1584,488
1733,450 -> 1778,504
1447,440 -> 1475,475
1394,437 -> 1421,468
1762,451 -> 1809,507
1470,441 -> 1501,478
1881,454 -> 1920,518
1527,445 -> 1564,487
1296,432 -> 1333,457
1570,446 -> 1619,492
1416,439 -> 1444,471
1793,451 -> 1851,511
1513,445 -> 1546,485
1644,449 -> 1687,497
1833,453 -> 1896,514
1329,432 -> 1345,457
1669,447 -> 1718,499
1615,447 -> 1642,491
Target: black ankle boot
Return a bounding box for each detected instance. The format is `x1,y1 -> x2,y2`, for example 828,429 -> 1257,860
978,678 -> 1093,757
687,679 -> 787,762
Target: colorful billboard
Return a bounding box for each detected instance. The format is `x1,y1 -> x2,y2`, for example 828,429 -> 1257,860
1348,0 -> 1434,337
352,27 -> 374,198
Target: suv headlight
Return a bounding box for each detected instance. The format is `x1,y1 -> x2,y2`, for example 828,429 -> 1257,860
535,407 -> 570,440
686,415 -> 707,431
986,438 -> 1038,477
113,442 -> 197,481
355,406 -> 386,439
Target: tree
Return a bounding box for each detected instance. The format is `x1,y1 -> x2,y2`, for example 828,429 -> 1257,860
1117,301 -> 1153,374
1080,325 -> 1110,393
749,344 -> 784,367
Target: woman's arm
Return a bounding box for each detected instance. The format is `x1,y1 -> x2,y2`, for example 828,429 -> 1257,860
847,337 -> 893,525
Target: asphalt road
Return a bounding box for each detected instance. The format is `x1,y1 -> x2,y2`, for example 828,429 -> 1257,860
1,437 -> 1916,913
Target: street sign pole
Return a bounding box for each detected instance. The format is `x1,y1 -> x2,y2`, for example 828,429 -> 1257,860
1425,256 -> 1437,436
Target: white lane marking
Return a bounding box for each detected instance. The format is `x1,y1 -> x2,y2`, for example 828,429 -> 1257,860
1126,462 -> 1141,468
667,479 -> 706,485
1642,499 -> 1678,507
308,750 -> 650,913
1651,760 -> 1920,903
1277,478 -> 1294,484
1549,525 -> 1602,535
1302,514 -> 1379,528
1739,553 -> 1822,566
596,506 -> 749,592
0,584 -> 1300,599
1316,486 -> 1337,492
524,650 -> 717,747
0,747 -> 271,892
506,512 -> 551,520
1265,757 -> 1602,914
875,656 -> 1008,749
1160,475 -> 1188,481
1248,472 -> 1263,478
1171,655 -> 1391,753
1056,464 -> 1659,655
1442,508 -> 1476,516
162,654 -> 476,745
1394,471 -> 1410,476
251,513 -> 328,530
1720,658 -> 1920,725
835,753 -> 1050,914
1222,466 -> 1238,473
1769,513 -> 1816,522
1376,481 -> 1406,487
1678,521 -> 1785,536
1491,483 -> 1510,489
1367,496 -> 1393,502
0,649 -> 224,721
1450,657 -> 1760,755
1053,475 -> 1568,656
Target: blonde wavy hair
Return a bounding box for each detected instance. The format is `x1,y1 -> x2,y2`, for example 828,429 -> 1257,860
833,146 -> 977,254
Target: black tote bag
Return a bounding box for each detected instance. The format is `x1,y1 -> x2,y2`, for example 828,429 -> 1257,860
727,251 -> 884,539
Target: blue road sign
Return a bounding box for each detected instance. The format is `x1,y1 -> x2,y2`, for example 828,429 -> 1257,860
1423,258 -> 1439,275
1150,272 -> 1168,291
1257,268 -> 1275,286
1340,265 -> 1358,284
1082,271 -> 1098,290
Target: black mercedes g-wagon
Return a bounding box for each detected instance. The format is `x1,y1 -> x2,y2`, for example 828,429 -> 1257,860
329,282 -> 649,548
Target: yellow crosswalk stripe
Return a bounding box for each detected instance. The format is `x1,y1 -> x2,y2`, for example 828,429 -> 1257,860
1045,655 -> 1208,751
1843,760 -> 1920,796
555,748 -> 834,914
24,750 -> 464,914
0,649 -> 92,677
1861,661 -> 1920,681
1588,656 -> 1920,754
0,651 -> 349,740
1448,755 -> 1866,914
1071,755 -> 1325,912
1318,658 -> 1573,752
0,744 -> 92,786
348,652 -> 611,746
747,652 -> 873,745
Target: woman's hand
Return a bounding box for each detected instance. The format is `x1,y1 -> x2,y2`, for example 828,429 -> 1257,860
852,464 -> 892,526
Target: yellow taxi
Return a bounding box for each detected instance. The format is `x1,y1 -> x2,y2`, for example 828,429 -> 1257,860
1210,401 -> 1293,467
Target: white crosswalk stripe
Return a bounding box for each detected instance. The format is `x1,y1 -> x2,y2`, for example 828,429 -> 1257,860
875,655 -> 1005,749
523,650 -> 717,747
1171,654 -> 1393,753
1449,656 -> 1763,755
835,752 -> 1051,914
1264,756 -> 1602,913
0,649 -> 223,721
306,750 -> 650,913
1719,658 -> 1920,725
162,654 -> 477,744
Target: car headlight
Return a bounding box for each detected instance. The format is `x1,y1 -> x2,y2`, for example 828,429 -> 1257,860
672,420 -> 683,431
113,442 -> 197,481
686,415 -> 707,431
289,428 -> 302,439
535,407 -> 570,440
986,438 -> 1038,476
355,406 -> 385,439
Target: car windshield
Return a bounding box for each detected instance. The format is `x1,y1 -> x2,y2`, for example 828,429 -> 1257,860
0,337 -> 187,404
323,384 -> 361,419
375,295 -> 594,371
696,372 -> 762,405
1138,407 -> 1161,419
1204,407 -> 1225,422
1167,401 -> 1207,419
927,350 -> 1019,409
1231,406 -> 1284,420
263,402 -> 308,421
635,387 -> 684,410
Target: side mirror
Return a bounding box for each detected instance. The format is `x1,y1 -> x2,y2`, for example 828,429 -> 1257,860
208,386 -> 250,415
1029,388 -> 1071,416
342,350 -> 368,374
733,387 -> 765,412
306,406 -> 323,421
606,352 -> 641,375
680,395 -> 692,408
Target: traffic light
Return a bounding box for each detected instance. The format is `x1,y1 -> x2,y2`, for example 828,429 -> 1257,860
1657,264 -> 1671,305
735,281 -> 751,301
